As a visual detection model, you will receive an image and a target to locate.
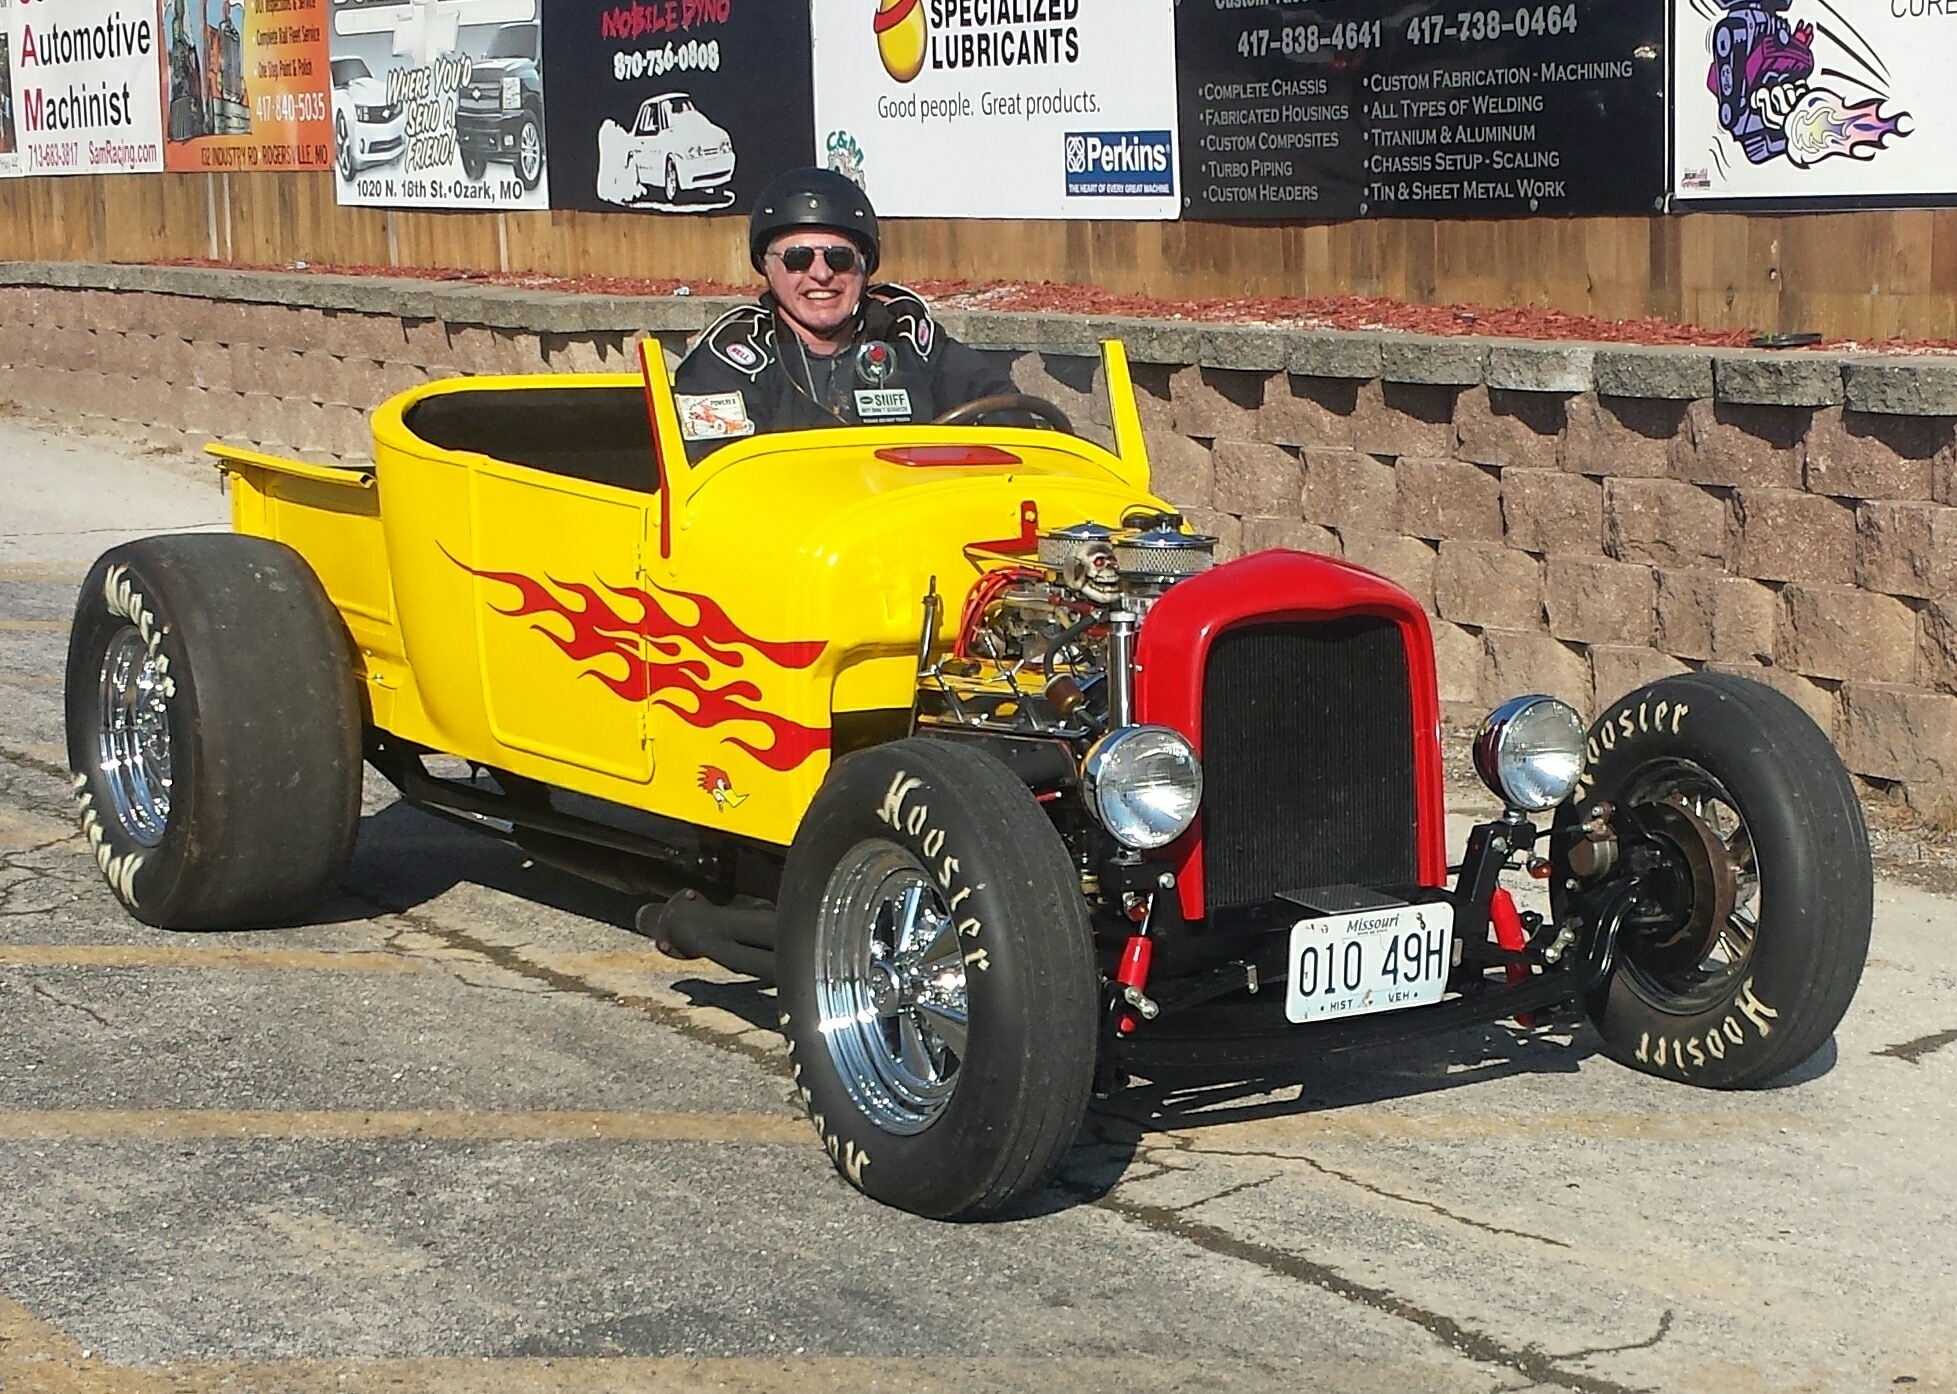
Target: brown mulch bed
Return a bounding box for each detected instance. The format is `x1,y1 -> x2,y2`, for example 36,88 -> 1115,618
143,256 -> 1957,354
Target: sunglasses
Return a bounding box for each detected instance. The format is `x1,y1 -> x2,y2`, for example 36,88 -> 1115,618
771,244 -> 860,274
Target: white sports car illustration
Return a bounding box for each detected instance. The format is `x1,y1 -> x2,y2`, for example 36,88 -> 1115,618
596,92 -> 734,207
331,55 -> 406,180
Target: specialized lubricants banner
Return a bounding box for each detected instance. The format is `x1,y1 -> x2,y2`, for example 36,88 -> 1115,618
328,0 -> 547,209
0,0 -> 166,176
543,0 -> 814,215
1673,0 -> 1937,207
1175,0 -> 1665,219
810,0 -> 1181,219
161,0 -> 331,173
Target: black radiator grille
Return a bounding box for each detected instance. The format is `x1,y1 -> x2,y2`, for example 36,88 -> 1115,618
1200,618 -> 1420,912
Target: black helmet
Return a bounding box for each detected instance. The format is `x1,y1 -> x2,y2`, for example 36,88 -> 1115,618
748,167 -> 881,276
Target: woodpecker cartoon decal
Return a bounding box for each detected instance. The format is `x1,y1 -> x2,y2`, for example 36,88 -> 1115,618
698,765 -> 749,811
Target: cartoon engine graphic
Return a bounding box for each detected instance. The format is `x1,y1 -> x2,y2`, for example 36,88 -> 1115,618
1708,0 -> 1908,165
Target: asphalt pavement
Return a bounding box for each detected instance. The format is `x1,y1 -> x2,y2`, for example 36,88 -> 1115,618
1,414 -> 1953,1394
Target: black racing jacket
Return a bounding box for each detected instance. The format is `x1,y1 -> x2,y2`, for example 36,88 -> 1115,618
669,285 -> 1014,460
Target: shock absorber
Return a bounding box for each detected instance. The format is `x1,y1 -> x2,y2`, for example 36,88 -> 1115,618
1114,886 -> 1159,1035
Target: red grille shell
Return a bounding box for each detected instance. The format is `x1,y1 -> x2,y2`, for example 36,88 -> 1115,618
1133,549 -> 1449,923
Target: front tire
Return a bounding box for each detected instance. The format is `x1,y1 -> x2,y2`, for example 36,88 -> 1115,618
64,536 -> 363,929
777,739 -> 1098,1219
515,115 -> 544,190
1557,673 -> 1871,1088
460,147 -> 488,182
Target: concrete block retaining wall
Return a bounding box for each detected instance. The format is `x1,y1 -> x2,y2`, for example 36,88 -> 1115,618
3,261 -> 1954,810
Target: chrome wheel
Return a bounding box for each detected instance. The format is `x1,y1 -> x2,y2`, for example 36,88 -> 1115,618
813,840 -> 969,1135
96,625 -> 172,846
1620,759 -> 1759,1014
518,119 -> 542,185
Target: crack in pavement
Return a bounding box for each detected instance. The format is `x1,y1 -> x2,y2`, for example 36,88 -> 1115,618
27,981 -> 111,1027
359,898 -> 794,1079
1548,1311 -> 1674,1363
1158,1136 -> 1572,1250
0,747 -> 81,834
345,914 -> 1653,1394
1164,1172 -> 1283,1214
1075,1185 -> 1654,1394
1,755 -> 1662,1394
0,833 -> 85,917
1876,1028 -> 1957,1065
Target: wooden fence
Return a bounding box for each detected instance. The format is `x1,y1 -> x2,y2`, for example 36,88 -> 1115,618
8,171 -> 1955,340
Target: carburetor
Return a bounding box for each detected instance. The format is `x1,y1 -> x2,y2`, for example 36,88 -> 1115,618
1040,513 -> 1217,607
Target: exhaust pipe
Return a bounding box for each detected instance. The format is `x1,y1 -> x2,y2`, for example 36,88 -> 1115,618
638,890 -> 777,985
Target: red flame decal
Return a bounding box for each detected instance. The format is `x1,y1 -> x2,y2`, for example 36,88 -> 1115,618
454,551 -> 830,772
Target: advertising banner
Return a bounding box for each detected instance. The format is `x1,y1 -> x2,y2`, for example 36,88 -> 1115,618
1673,0 -> 1941,207
161,0 -> 332,173
543,0 -> 814,216
0,0 -> 166,177
810,0 -> 1181,220
0,18 -> 18,176
1176,0 -> 1665,220
329,0 -> 547,209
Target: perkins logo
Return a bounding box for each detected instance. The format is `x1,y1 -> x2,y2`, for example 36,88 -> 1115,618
1063,130 -> 1174,197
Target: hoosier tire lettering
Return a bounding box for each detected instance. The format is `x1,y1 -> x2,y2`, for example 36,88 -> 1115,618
1632,977 -> 1781,1075
876,767 -> 988,971
776,738 -> 1097,1220
1556,672 -> 1870,1090
63,536 -> 364,930
1575,698 -> 1688,800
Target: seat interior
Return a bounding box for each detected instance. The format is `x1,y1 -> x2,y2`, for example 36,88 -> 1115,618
403,386 -> 657,493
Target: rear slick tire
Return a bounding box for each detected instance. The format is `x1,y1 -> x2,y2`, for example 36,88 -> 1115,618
64,535 -> 363,929
776,738 -> 1098,1220
1558,672 -> 1872,1089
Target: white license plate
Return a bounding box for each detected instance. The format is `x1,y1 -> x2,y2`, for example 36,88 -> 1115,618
1284,903 -> 1454,1025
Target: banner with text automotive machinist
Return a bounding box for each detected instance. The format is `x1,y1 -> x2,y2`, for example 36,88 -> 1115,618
543,0 -> 814,216
1673,0 -> 1947,208
0,0 -> 165,177
160,0 -> 332,174
329,0 -> 548,209
811,0 -> 1180,219
1177,0 -> 1664,220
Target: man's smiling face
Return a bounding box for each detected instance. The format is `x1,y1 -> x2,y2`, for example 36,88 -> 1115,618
764,229 -> 868,348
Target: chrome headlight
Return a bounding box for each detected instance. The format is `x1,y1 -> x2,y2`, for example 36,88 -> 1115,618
1083,725 -> 1202,851
1473,695 -> 1587,812
501,76 -> 522,110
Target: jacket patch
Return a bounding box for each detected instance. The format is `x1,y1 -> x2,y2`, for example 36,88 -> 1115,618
700,306 -> 776,380
855,388 -> 913,420
874,285 -> 937,361
677,391 -> 756,441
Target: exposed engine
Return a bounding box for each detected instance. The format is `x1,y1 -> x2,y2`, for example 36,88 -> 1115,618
915,512 -> 1216,742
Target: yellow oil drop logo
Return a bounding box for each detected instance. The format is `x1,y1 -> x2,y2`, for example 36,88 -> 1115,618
874,0 -> 927,83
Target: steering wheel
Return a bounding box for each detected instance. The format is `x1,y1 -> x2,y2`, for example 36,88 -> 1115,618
930,393 -> 1074,434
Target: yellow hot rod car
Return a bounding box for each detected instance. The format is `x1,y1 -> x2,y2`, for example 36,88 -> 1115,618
66,340 -> 1872,1219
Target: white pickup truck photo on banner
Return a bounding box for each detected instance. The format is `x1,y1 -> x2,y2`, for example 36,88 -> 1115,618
1672,0 -> 1950,206
329,0 -> 548,209
0,0 -> 165,178
811,0 -> 1179,219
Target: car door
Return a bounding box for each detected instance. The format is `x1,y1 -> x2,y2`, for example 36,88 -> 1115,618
468,457 -> 656,786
